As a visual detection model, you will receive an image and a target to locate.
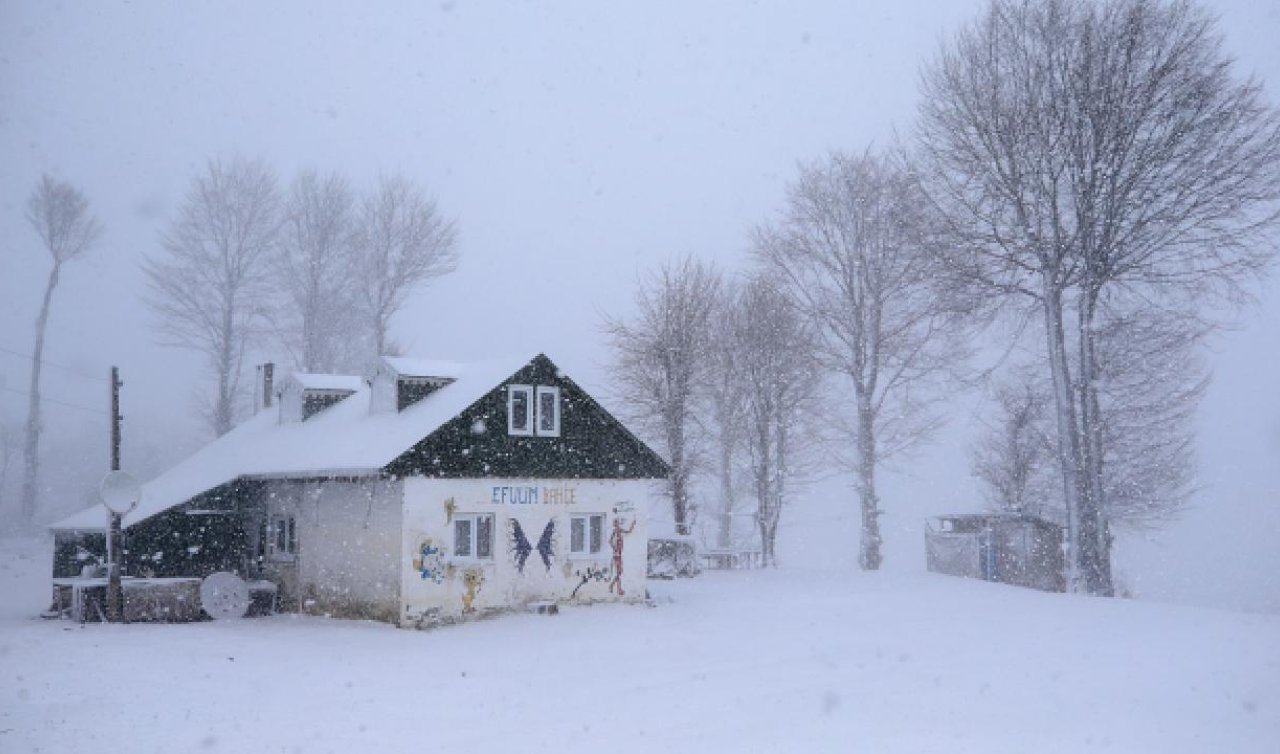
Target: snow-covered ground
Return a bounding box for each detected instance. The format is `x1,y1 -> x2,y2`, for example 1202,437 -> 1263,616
2,534 -> 1276,753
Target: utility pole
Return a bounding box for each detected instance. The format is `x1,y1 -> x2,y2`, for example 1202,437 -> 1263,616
106,366 -> 124,622
110,366 -> 122,471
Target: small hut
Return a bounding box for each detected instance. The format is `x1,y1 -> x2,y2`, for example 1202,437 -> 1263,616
925,513 -> 1065,592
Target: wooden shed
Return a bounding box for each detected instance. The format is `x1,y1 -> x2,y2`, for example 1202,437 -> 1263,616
925,513 -> 1065,592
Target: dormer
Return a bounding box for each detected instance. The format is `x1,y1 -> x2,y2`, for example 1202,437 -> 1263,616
368,357 -> 461,414
277,373 -> 363,423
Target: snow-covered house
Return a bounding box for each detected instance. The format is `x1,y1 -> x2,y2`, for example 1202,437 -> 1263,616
49,354 -> 669,626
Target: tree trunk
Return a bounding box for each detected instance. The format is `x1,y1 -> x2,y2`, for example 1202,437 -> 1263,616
755,432 -> 772,566
214,306 -> 235,436
21,262 -> 61,525
855,390 -> 882,570
1040,281 -> 1087,593
717,434 -> 734,549
372,309 -> 388,360
668,405 -> 691,536
1076,289 -> 1114,596
302,296 -> 319,373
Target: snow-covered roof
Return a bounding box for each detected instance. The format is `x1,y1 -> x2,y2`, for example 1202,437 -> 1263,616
51,356 -> 531,532
383,357 -> 464,380
289,373 -> 364,392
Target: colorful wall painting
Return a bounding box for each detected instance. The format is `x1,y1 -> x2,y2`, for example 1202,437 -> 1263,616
570,564 -> 611,599
461,569 -> 484,614
509,519 -> 556,573
609,517 -> 637,595
412,539 -> 446,583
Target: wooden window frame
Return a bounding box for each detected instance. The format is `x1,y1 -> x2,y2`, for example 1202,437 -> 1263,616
508,385 -> 534,436
535,385 -> 561,437
568,513 -> 605,556
453,513 -> 495,560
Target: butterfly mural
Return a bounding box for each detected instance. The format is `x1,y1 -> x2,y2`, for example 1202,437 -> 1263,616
509,519 -> 555,573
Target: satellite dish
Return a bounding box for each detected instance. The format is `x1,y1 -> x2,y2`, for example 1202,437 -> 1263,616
200,572 -> 251,620
99,471 -> 141,515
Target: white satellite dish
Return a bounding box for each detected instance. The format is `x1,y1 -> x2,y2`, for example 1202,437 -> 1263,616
99,471 -> 141,516
200,572 -> 251,620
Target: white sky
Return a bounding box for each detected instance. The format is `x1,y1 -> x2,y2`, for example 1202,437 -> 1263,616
1,1 -> 1277,609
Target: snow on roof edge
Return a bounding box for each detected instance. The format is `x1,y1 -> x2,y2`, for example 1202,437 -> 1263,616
289,373 -> 365,392
50,355 -> 532,533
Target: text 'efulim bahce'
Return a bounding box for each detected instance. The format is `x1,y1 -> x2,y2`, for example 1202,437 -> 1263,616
490,485 -> 577,505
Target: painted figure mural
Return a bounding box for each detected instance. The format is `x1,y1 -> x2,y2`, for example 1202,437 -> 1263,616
608,517 -> 636,595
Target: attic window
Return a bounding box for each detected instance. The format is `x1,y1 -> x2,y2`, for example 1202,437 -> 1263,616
302,392 -> 349,420
508,385 -> 533,436
508,384 -> 560,437
398,376 -> 452,412
536,386 -> 560,437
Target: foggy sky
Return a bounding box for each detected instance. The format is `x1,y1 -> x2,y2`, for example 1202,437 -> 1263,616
1,1 -> 1277,610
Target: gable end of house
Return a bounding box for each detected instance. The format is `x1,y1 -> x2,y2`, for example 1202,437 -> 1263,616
384,354 -> 669,480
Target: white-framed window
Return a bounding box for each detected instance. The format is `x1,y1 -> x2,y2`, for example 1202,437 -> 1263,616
270,514 -> 297,557
508,385 -> 533,436
454,513 -> 495,559
569,513 -> 605,556
536,386 -> 561,437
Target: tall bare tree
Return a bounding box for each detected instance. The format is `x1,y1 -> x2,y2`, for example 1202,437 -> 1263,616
702,279 -> 749,550
605,256 -> 721,536
755,151 -> 961,570
731,275 -> 821,565
1,417 -> 18,517
275,169 -> 359,373
1087,303 -> 1206,529
918,0 -> 1280,593
975,305 -> 1205,534
144,156 -> 281,436
352,174 -> 458,359
971,373 -> 1056,519
20,175 -> 101,524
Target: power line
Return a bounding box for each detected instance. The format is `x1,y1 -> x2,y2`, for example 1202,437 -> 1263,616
0,385 -> 109,416
0,345 -> 109,384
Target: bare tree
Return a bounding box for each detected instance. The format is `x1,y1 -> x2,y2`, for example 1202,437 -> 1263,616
972,373 -> 1056,520
275,169 -> 360,373
755,150 -> 962,570
976,305 -> 1204,535
351,174 -> 458,359
604,256 -> 721,536
731,275 -> 821,566
918,0 -> 1280,594
20,175 -> 101,525
702,278 -> 749,550
1,417 -> 18,516
144,156 -> 281,436
1089,303 -> 1206,529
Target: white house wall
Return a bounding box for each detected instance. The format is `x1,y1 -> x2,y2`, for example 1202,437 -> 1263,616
268,478 -> 403,621
400,477 -> 652,626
